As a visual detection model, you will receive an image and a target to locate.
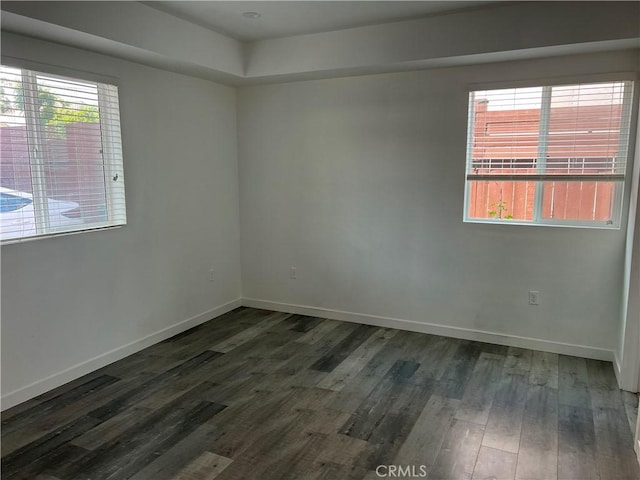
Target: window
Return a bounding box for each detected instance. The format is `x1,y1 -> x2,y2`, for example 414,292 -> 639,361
464,80 -> 634,228
0,65 -> 126,243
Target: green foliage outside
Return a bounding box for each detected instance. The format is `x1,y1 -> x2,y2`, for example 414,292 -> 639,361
13,85 -> 99,127
488,200 -> 514,220
49,104 -> 99,125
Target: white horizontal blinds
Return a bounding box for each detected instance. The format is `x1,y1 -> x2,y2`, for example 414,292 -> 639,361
468,86 -> 543,178
546,82 -> 630,176
0,65 -> 126,242
0,67 -> 36,240
465,79 -> 633,225
466,80 -> 633,181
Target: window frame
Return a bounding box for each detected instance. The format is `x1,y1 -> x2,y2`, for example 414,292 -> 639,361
0,59 -> 126,244
463,73 -> 637,230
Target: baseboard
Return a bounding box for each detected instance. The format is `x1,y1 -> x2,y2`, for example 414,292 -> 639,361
243,298 -> 614,362
614,351 -> 623,388
1,298 -> 242,411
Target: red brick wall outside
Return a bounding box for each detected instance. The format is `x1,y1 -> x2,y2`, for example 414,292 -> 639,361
1,123 -> 107,220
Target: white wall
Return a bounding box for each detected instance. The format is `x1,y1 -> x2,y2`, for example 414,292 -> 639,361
238,50 -> 640,358
1,33 -> 242,408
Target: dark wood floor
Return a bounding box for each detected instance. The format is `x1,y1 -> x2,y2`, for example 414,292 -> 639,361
2,307 -> 639,480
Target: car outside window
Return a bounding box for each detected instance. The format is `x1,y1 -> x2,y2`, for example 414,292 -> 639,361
0,65 -> 126,243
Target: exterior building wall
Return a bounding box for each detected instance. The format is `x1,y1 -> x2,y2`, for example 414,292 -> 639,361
1,122 -> 106,219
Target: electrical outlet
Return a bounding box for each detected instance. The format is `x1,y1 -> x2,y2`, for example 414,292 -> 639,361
209,269 -> 215,282
290,267 -> 297,279
528,290 -> 539,305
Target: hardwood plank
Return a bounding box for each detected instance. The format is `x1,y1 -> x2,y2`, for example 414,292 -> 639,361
523,383 -> 559,420
129,423 -> 224,480
8,444 -> 89,480
481,403 -> 524,456
167,451 -> 233,480
503,347 -> 533,376
0,369 -> 110,422
479,342 -> 509,356
592,407 -> 635,458
1,375 -> 118,435
208,389 -> 312,459
587,359 -> 625,410
557,405 -> 599,480
393,395 -> 460,471
266,323 -> 360,384
2,372 -> 153,456
296,319 -> 342,344
71,406 -> 153,450
213,411 -> 323,479
621,391 -> 639,436
315,434 -> 368,466
87,351 -> 223,422
455,352 -> 505,425
170,451 -> 233,480
482,374 -> 528,454
428,419 -> 485,480
598,452 -> 640,480
61,382 -> 225,480
100,352 -> 184,378
586,359 -> 618,390
259,431 -> 327,480
329,331 -> 416,413
138,310 -> 253,361
1,415 -> 101,476
210,312 -> 288,353
309,324 -> 378,373
492,370 -> 530,407
357,379 -> 435,469
515,385 -> 559,480
318,328 -> 396,391
472,446 -> 517,480
339,360 -> 419,441
516,421 -> 558,480
307,461 -> 370,480
288,314 -> 324,333
436,340 -> 483,400
558,354 -> 591,409
529,350 -> 559,389
101,400 -> 226,480
415,335 -> 461,380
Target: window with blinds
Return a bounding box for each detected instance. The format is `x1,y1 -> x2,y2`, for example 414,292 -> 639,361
464,80 -> 634,228
0,65 -> 126,243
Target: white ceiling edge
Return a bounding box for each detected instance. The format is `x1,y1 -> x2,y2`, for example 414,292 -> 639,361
1,2 -> 639,86
1,1 -> 245,78
143,1 -> 497,42
1,11 -> 243,85
239,40 -> 640,86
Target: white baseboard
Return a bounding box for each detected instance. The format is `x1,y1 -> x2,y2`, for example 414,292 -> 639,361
243,298 -> 614,362
613,350 -> 640,392
614,351 -> 623,388
1,298 -> 242,411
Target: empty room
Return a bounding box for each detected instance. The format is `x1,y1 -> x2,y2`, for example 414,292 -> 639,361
1,1 -> 640,479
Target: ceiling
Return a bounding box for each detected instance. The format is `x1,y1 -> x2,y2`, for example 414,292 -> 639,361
145,1 -> 495,41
